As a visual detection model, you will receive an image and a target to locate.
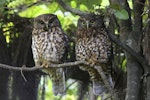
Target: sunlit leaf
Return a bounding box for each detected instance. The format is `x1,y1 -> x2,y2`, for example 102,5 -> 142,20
65,0 -> 102,11
7,0 -> 25,8
127,0 -> 133,9
122,59 -> 127,71
114,9 -> 129,20
101,0 -> 110,8
79,4 -> 88,11
70,0 -> 77,8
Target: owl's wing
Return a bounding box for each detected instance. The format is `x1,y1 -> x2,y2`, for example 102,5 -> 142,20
62,33 -> 69,62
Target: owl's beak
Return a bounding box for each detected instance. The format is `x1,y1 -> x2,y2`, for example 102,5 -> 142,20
86,21 -> 89,29
44,24 -> 49,31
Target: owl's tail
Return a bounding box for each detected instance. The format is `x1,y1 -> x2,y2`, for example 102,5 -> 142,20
93,81 -> 108,95
93,74 -> 114,95
51,68 -> 66,96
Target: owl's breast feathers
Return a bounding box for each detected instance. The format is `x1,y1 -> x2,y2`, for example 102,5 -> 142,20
75,28 -> 112,65
32,27 -> 68,64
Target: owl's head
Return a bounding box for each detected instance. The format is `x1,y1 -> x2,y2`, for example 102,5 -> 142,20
33,14 -> 61,31
77,14 -> 104,30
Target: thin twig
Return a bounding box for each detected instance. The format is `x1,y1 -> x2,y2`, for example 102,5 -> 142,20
0,63 -> 42,71
56,0 -> 89,15
21,65 -> 27,82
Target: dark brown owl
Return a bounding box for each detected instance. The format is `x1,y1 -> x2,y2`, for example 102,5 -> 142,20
32,14 -> 68,96
75,14 -> 113,95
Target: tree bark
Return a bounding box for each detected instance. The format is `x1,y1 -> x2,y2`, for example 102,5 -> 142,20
0,30 -> 11,100
144,2 -> 150,99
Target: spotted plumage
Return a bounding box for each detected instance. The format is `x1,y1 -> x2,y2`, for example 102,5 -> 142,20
75,14 -> 112,95
32,14 -> 68,96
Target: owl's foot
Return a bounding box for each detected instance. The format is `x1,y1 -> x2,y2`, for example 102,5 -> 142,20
92,81 -> 108,95
41,63 -> 49,68
86,56 -> 97,66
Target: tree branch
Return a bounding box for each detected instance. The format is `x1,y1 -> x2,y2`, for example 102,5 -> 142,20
0,63 -> 42,71
108,31 -> 150,72
0,61 -> 84,71
56,0 -> 89,15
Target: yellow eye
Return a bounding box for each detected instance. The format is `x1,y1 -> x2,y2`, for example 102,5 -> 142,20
90,20 -> 95,24
38,20 -> 44,25
82,21 -> 86,25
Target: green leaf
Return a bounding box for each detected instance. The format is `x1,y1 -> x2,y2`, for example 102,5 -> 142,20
70,0 -> 77,8
65,0 -> 102,11
101,0 -> 110,7
114,9 -> 129,20
79,4 -> 88,11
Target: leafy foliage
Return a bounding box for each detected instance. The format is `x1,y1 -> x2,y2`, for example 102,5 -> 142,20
110,4 -> 129,20
19,2 -> 59,17
64,0 -> 102,11
114,9 -> 129,20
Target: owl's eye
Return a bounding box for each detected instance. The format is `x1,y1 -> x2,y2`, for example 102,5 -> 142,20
38,20 -> 44,25
90,20 -> 95,24
49,19 -> 54,24
82,21 -> 86,25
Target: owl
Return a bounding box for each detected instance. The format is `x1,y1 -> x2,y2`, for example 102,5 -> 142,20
75,14 -> 113,95
32,14 -> 68,96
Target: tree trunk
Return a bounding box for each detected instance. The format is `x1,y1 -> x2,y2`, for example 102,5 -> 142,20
0,32 -> 11,100
143,3 -> 150,99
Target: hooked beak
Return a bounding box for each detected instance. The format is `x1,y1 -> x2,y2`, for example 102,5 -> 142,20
44,24 -> 49,31
86,21 -> 89,29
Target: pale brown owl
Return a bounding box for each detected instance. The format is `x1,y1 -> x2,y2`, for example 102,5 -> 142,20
75,14 -> 113,95
32,14 -> 68,96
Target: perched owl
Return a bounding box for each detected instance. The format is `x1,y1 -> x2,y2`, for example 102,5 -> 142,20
32,14 -> 68,96
75,14 -> 113,95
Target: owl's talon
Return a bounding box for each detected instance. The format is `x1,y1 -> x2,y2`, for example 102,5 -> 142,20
86,59 -> 96,66
41,63 -> 45,68
45,64 -> 49,68
41,63 -> 49,68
